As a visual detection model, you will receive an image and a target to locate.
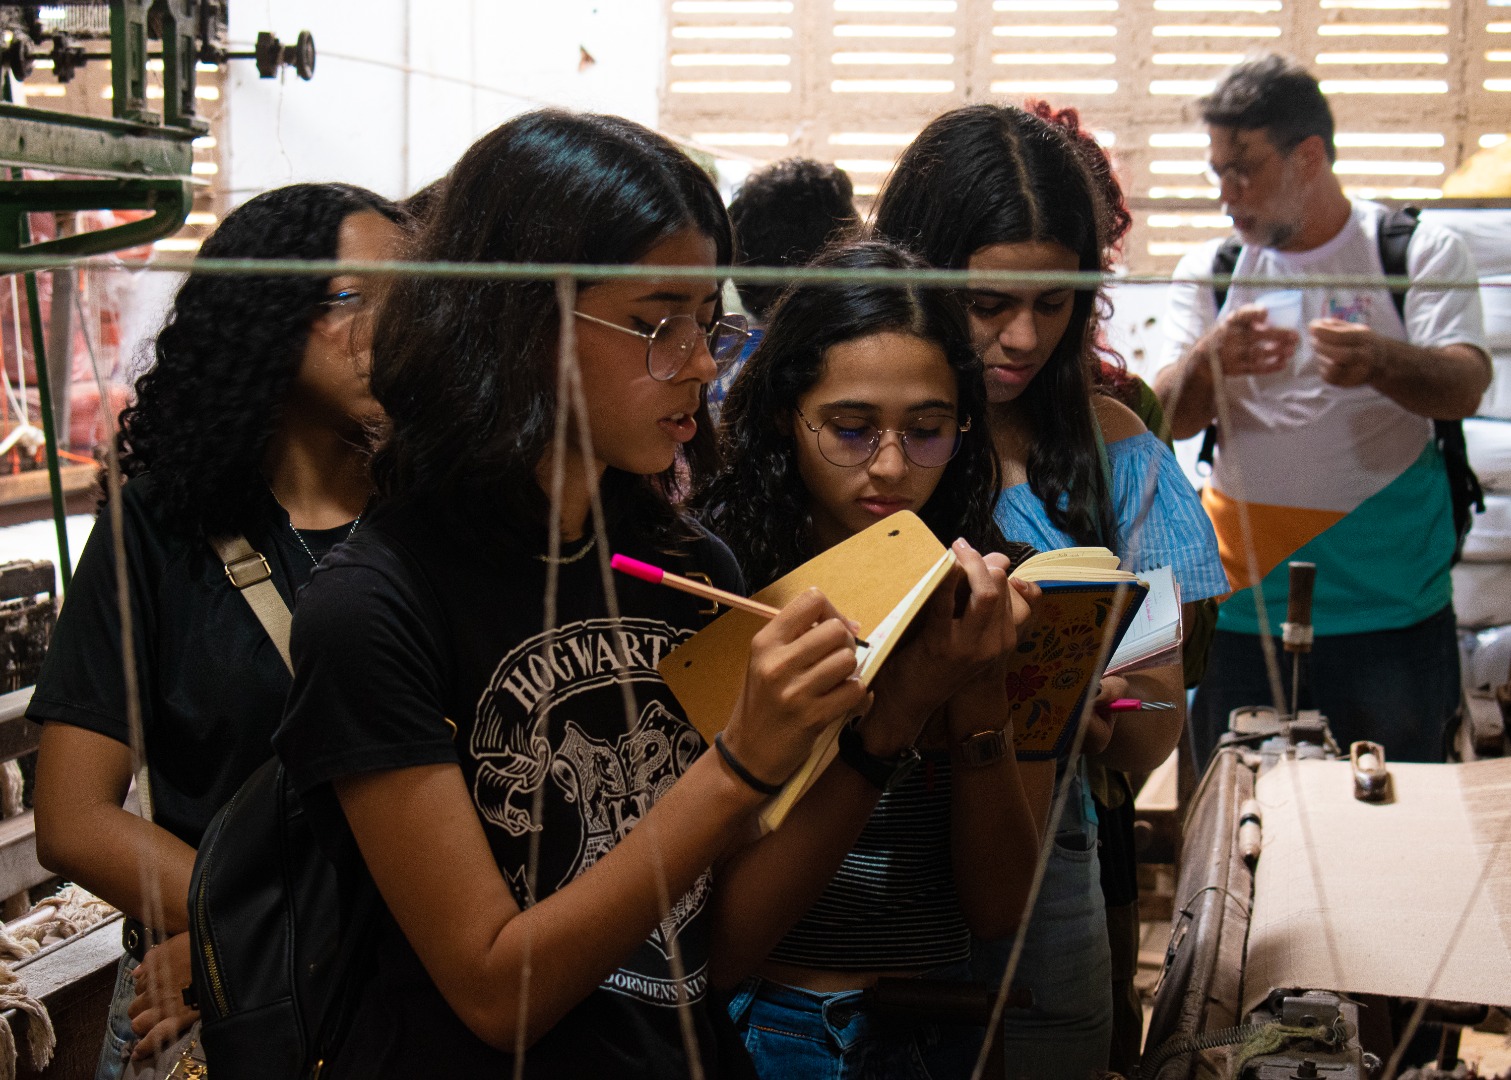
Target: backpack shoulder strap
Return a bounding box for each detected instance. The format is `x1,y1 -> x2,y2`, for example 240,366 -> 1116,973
208,534 -> 294,675
1377,205 -> 1420,325
1198,236 -> 1245,473
1211,235 -> 1243,316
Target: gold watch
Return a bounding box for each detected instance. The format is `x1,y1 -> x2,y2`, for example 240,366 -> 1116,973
955,728 -> 1008,768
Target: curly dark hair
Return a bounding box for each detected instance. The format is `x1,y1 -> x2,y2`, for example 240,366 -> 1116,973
369,109 -> 732,537
698,239 -> 1008,589
115,182 -> 405,538
728,158 -> 860,322
872,103 -> 1117,548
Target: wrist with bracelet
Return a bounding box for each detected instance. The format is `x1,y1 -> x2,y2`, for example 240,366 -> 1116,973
712,731 -> 784,797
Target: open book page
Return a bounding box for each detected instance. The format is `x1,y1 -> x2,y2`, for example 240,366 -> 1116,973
1010,546 -> 1124,583
1107,565 -> 1182,675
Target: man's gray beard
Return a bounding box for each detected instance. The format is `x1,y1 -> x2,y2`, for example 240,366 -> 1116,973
1260,218 -> 1298,251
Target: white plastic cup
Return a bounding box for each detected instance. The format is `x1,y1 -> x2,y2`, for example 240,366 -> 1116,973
1255,289 -> 1304,332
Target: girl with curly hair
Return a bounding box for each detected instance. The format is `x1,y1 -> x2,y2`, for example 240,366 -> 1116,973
270,111 -> 971,1078
30,182 -> 406,1076
701,239 -> 1049,1079
873,104 -> 1227,1079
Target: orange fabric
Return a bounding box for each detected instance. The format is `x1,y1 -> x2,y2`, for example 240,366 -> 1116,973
1201,486 -> 1346,594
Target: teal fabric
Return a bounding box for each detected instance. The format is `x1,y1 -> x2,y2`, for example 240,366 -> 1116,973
1217,439 -> 1455,636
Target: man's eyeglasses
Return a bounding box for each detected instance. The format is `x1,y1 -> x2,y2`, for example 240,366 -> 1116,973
796,407 -> 969,470
1203,142 -> 1294,192
574,311 -> 750,381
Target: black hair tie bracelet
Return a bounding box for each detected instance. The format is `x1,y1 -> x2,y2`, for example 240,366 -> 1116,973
713,732 -> 784,797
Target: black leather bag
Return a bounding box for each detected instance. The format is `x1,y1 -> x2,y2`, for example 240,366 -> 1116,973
187,754 -> 374,1080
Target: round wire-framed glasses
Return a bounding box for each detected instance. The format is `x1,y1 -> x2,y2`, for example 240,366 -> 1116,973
574,311 -> 750,381
796,407 -> 970,469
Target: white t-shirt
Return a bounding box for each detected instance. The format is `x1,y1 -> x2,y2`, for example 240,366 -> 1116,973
1161,199 -> 1487,514
1159,199 -> 1489,634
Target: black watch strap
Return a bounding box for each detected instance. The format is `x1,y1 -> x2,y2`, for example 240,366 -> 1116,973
837,723 -> 921,792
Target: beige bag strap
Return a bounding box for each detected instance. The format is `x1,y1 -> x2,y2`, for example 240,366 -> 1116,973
209,534 -> 294,675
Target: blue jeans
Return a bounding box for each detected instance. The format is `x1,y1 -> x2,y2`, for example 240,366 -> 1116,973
1191,603 -> 1459,769
728,965 -> 983,1080
970,770 -> 1112,1080
95,953 -> 135,1080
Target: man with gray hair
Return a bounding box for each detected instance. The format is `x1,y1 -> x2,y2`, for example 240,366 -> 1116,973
1155,54 -> 1490,765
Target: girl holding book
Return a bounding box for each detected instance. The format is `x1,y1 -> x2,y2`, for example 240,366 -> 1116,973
271,111 -> 1011,1078
700,239 -> 1051,1078
873,103 -> 1227,1079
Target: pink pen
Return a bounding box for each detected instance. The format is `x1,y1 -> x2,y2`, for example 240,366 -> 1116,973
1108,699 -> 1177,712
611,554 -> 870,648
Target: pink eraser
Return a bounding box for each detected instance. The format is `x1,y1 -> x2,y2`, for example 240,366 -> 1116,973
1108,698 -> 1142,712
611,554 -> 664,584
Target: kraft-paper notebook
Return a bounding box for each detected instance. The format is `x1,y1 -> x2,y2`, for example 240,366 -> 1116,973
659,515 -> 1150,826
660,511 -> 957,832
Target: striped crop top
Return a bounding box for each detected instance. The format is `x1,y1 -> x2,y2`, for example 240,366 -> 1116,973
769,753 -> 967,971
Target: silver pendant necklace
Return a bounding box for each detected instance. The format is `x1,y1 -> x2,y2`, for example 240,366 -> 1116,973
288,513 -> 363,566
269,483 -> 368,566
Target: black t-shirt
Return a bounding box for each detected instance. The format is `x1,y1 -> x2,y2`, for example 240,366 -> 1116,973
27,473 -> 356,847
273,493 -> 751,1079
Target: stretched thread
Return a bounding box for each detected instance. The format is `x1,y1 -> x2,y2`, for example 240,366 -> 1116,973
0,251 -> 1501,293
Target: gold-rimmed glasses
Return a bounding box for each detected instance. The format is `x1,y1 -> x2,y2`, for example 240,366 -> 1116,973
574,311 -> 750,381
795,407 -> 970,469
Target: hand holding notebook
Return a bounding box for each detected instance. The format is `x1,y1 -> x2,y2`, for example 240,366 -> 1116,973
659,513 -> 1151,828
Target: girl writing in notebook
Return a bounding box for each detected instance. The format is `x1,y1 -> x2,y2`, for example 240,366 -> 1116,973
272,111 -> 1005,1079
700,239 -> 1050,1078
873,104 -> 1228,1079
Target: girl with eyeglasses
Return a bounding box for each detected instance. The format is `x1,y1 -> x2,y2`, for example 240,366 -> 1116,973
873,104 -> 1227,1079
699,239 -> 1050,1079
30,183 -> 406,1076
271,111 -> 945,1079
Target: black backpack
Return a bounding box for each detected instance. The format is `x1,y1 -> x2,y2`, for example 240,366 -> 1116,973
188,757 -> 376,1080
1199,206 -> 1484,563
187,536 -> 376,1080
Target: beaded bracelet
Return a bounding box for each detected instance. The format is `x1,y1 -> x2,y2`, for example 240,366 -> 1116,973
713,732 -> 783,797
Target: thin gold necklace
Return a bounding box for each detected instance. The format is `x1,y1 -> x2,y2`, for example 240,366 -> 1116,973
534,534 -> 597,565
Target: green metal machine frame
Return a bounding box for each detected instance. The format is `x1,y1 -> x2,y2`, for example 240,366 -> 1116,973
0,1 -> 232,587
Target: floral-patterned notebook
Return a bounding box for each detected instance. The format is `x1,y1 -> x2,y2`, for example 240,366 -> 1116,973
1008,579 -> 1148,762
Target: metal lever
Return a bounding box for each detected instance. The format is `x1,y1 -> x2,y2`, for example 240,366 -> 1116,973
1282,561 -> 1316,721
1350,740 -> 1393,803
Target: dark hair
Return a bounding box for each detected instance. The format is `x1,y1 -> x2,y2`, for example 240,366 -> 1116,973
699,239 -> 1007,589
728,158 -> 860,322
369,109 -> 732,534
872,104 -> 1116,547
402,178 -> 446,225
1199,53 -> 1336,163
1026,101 -> 1141,403
116,182 -> 404,538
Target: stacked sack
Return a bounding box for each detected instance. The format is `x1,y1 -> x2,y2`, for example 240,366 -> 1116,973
1457,419 -> 1511,706
1431,159 -> 1511,705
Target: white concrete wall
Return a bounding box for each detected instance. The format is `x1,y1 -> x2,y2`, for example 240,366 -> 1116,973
223,0 -> 666,205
